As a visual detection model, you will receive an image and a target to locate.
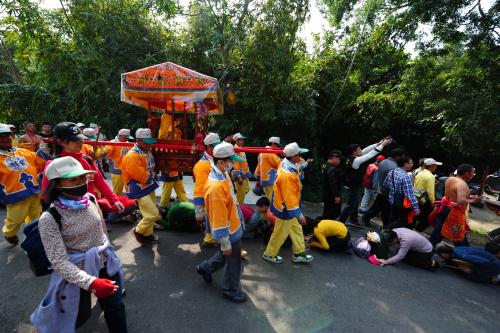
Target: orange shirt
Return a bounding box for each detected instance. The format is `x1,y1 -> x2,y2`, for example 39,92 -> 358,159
204,166 -> 243,242
270,159 -> 303,220
193,152 -> 213,205
105,139 -> 130,174
121,145 -> 159,199
255,151 -> 281,186
0,148 -> 45,204
231,147 -> 251,180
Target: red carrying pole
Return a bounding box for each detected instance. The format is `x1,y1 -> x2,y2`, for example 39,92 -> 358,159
80,139 -> 283,154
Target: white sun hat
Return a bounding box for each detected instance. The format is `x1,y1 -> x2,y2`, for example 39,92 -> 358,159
45,156 -> 96,180
283,142 -> 309,157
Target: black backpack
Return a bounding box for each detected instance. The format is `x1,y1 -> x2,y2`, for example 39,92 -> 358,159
21,196 -> 97,277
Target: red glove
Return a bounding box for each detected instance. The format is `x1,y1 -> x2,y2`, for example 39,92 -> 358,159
89,278 -> 118,298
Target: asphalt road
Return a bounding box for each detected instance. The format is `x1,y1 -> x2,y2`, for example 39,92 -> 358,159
1,204 -> 499,333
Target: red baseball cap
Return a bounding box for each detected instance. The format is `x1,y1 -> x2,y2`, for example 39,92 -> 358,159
376,155 -> 385,162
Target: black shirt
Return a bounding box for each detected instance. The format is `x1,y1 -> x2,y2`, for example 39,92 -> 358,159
323,162 -> 343,200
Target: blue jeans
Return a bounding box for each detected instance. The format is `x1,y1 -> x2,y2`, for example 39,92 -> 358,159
199,240 -> 243,297
339,187 -> 361,223
243,212 -> 262,239
359,188 -> 377,213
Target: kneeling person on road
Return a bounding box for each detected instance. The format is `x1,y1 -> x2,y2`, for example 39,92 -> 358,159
379,228 -> 437,271
303,217 -> 352,253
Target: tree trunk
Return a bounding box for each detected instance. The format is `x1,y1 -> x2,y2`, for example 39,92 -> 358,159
0,36 -> 24,84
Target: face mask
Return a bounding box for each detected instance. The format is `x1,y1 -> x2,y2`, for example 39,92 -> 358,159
225,161 -> 234,172
60,183 -> 88,197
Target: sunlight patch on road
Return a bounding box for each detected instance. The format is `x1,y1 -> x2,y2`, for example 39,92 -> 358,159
177,243 -> 201,255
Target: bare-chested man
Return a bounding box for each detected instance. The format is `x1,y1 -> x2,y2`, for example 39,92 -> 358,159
18,121 -> 42,152
429,164 -> 482,246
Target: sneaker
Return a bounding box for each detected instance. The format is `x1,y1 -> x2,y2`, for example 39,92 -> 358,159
262,254 -> 283,264
133,230 -> 159,244
222,292 -> 247,303
241,249 -> 249,260
292,252 -> 313,263
196,265 -> 213,284
4,235 -> 19,245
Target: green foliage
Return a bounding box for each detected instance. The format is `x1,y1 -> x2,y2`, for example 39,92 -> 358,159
0,0 -> 498,201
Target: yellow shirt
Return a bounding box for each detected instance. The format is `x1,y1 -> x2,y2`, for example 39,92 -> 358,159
310,220 -> 348,250
158,113 -> 173,139
414,169 -> 436,203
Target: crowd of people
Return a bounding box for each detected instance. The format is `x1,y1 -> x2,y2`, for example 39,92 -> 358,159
0,120 -> 499,333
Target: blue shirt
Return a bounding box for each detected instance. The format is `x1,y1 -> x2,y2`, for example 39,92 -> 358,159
384,167 -> 419,212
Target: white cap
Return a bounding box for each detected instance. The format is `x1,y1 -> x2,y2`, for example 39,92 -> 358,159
424,158 -> 442,166
8,124 -> 15,128
45,156 -> 96,180
203,132 -> 221,146
283,142 -> 309,157
82,128 -> 96,138
213,142 -> 245,161
76,122 -> 86,128
118,128 -> 133,139
89,123 -> 99,129
233,132 -> 246,141
269,136 -> 281,145
135,128 -> 157,144
0,124 -> 12,134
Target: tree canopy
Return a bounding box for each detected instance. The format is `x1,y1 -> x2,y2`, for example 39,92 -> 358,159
1,0 -> 498,201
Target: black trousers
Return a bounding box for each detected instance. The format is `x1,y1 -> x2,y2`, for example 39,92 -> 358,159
415,200 -> 433,232
388,203 -> 412,230
338,187 -> 361,223
322,197 -> 341,220
362,194 -> 391,226
326,232 -> 351,252
75,269 -> 127,333
403,251 -> 434,271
